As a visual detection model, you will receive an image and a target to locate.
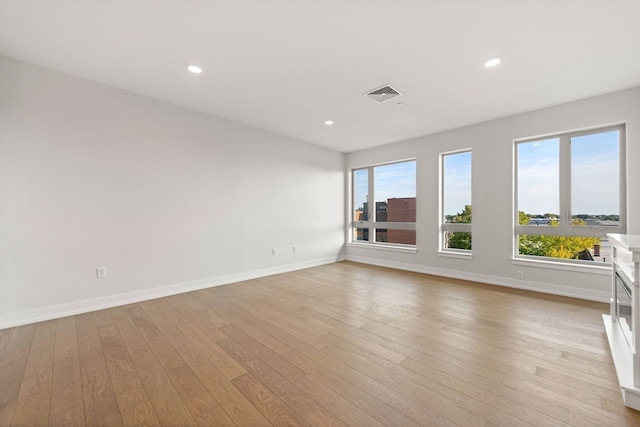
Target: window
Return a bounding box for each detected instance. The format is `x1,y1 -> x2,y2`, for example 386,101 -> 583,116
441,150 -> 472,251
515,125 -> 625,263
352,160 -> 416,246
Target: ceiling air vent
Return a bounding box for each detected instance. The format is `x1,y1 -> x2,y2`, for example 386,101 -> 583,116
365,84 -> 401,103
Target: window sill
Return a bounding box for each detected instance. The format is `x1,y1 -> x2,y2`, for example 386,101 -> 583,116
511,257 -> 611,275
348,242 -> 417,254
438,250 -> 473,260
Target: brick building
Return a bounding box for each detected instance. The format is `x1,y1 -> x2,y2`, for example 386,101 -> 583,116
355,198 -> 416,244
387,198 -> 416,245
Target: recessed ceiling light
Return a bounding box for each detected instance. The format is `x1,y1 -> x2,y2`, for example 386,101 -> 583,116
324,120 -> 334,126
188,65 -> 203,74
484,58 -> 501,68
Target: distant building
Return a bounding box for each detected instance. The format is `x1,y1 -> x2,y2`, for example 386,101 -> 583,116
355,198 -> 416,244
387,198 -> 416,245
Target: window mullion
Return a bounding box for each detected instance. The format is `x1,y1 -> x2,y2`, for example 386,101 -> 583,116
369,166 -> 376,242
559,134 -> 572,231
369,166 -> 375,221
439,153 -> 445,249
619,127 -> 627,231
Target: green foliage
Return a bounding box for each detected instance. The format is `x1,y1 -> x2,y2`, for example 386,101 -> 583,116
447,205 -> 472,250
448,232 -> 472,250
518,211 -> 600,260
446,206 -> 600,258
518,211 -> 529,225
452,205 -> 472,224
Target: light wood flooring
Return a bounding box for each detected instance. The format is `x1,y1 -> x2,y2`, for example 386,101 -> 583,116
1,261 -> 639,426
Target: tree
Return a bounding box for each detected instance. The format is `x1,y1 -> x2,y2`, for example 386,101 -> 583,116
518,210 -> 529,225
518,211 -> 599,259
452,204 -> 472,223
447,205 -> 472,250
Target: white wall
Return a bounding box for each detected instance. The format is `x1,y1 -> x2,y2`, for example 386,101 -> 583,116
0,56 -> 345,328
346,87 -> 640,302
2,55 -> 637,328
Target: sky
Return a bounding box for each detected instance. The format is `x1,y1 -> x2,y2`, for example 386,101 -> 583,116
353,161 -> 416,211
354,129 -> 619,218
518,130 -> 619,216
354,158 -> 470,216
517,138 -> 559,215
354,156 -> 471,216
443,151 -> 471,216
374,161 -> 416,201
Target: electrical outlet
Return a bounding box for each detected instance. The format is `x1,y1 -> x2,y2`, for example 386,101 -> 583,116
272,248 -> 277,255
516,271 -> 524,280
96,267 -> 107,279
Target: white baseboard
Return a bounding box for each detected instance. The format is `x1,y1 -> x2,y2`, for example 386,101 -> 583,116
346,255 -> 610,303
2,253 -> 606,329
0,255 -> 344,329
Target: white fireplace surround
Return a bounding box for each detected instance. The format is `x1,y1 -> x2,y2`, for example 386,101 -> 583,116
603,233 -> 640,410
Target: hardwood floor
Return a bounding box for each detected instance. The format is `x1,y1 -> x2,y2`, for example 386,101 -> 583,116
1,261 -> 639,426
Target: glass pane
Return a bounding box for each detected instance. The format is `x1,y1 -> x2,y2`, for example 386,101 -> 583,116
571,130 -> 620,227
375,228 -> 387,243
374,161 -> 416,223
444,231 -> 472,250
518,234 -> 610,262
354,227 -> 369,242
376,229 -> 416,245
443,152 -> 471,224
353,169 -> 368,221
517,138 -> 559,225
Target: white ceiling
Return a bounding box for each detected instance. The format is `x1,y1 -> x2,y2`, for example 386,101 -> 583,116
1,1 -> 639,153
